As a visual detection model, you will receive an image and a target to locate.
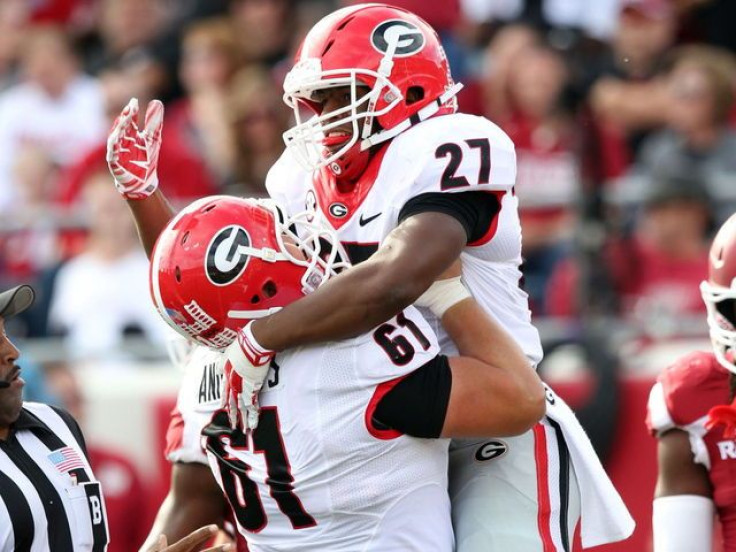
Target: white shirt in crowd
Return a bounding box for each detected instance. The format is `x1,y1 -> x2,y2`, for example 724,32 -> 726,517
48,250 -> 172,360
0,75 -> 106,211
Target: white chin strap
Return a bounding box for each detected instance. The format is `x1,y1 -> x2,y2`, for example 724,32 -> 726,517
360,82 -> 464,151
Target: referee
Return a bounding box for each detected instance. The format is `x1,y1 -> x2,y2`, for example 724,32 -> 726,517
0,284 -> 110,551
0,285 -> 233,552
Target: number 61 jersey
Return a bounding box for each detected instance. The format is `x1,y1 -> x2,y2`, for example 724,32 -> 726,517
170,308 -> 453,551
268,112 -> 543,365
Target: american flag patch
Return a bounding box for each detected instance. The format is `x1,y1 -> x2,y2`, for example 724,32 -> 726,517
47,447 -> 85,473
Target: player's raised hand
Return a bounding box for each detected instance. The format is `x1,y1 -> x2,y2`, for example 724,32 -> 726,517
146,525 -> 233,552
106,98 -> 164,200
222,321 -> 275,431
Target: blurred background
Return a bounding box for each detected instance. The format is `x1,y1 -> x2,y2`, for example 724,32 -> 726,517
1,0 -> 734,550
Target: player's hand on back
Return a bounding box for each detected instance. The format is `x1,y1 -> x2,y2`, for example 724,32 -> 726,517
106,97 -> 164,200
222,321 -> 275,431
145,525 -> 233,552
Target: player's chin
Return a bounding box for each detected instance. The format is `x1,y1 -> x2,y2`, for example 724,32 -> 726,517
0,386 -> 23,421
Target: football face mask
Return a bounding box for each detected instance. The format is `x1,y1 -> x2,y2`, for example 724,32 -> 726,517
702,213 -> 736,373
150,196 -> 349,349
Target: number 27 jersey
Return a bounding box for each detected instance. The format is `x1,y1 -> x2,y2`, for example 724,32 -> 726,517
267,112 -> 543,365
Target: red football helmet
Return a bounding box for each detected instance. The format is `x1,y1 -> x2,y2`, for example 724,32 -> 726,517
150,196 -> 349,349
701,213 -> 736,373
282,3 -> 461,180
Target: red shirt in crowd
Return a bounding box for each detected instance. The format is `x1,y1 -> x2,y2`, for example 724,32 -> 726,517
88,446 -> 152,552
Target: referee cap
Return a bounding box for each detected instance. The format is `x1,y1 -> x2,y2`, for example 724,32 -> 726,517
0,285 -> 35,319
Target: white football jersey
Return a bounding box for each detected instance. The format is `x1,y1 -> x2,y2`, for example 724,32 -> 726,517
267,113 -> 543,365
170,308 -> 453,551
166,345 -> 225,465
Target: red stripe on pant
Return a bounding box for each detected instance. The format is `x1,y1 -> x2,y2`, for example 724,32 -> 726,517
534,423 -> 556,552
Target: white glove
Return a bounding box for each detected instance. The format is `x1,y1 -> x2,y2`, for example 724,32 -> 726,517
222,322 -> 275,431
106,97 -> 164,200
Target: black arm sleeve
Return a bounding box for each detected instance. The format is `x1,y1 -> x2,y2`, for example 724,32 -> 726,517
398,191 -> 501,243
372,354 -> 452,438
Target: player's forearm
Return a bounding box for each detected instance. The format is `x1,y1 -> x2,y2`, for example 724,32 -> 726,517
253,254 -> 420,349
442,299 -> 545,426
127,190 -> 176,258
253,212 -> 467,350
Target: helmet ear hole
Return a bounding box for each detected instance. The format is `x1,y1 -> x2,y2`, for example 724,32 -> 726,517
406,86 -> 424,105
250,294 -> 260,304
175,266 -> 182,283
262,280 -> 277,298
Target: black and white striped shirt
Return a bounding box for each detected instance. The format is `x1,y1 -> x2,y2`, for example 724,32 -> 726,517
0,402 -> 109,551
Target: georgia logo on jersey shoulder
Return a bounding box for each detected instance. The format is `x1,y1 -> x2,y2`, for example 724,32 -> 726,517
371,20 -> 425,57
206,225 -> 251,286
475,440 -> 509,462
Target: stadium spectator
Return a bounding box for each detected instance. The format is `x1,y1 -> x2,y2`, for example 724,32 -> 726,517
547,171 -> 712,331
589,0 -> 677,159
0,25 -> 106,213
479,23 -> 541,122
229,0 -> 294,67
459,0 -> 621,40
619,174 -> 711,333
0,0 -> 30,91
1,146 -> 62,283
226,65 -> 289,196
634,45 -> 736,224
501,44 -> 579,313
86,0 -> 173,74
47,170 -> 171,360
166,17 -> 240,186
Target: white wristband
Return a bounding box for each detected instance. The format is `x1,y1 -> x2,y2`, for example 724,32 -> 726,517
415,276 -> 472,318
652,495 -> 714,552
242,321 -> 272,358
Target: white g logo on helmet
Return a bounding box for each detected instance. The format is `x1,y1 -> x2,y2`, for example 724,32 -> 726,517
370,20 -> 425,57
206,225 -> 251,286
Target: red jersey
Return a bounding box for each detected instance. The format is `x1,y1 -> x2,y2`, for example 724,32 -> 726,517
647,351 -> 736,550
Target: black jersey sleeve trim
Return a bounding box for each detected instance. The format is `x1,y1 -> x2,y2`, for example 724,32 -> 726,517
398,191 -> 502,243
371,354 -> 452,439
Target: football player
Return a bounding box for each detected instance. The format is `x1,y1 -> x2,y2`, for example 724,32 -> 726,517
106,5 -> 634,549
143,195 -> 544,550
648,213 -> 736,551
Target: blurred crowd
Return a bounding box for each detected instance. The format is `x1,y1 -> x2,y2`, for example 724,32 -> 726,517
1,0 -> 736,359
